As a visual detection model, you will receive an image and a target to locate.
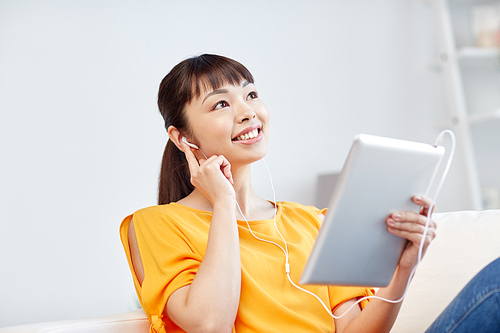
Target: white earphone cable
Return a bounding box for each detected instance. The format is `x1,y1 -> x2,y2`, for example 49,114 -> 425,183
236,130 -> 456,319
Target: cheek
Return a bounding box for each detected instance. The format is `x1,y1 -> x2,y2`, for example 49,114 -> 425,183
257,106 -> 270,132
261,101 -> 270,118
194,117 -> 232,146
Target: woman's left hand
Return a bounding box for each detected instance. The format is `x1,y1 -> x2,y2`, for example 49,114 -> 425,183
386,195 -> 437,273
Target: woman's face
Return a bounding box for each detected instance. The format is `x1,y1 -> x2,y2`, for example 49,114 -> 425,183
183,79 -> 269,168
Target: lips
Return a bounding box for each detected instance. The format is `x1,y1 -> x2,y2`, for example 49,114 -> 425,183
232,125 -> 262,141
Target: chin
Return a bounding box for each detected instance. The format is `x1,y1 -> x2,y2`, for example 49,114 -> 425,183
233,149 -> 267,167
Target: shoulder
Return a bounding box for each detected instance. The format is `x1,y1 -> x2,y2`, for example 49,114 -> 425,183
278,201 -> 326,216
129,203 -> 212,241
278,201 -> 326,228
133,204 -> 175,219
132,203 -> 199,225
123,204 -> 187,236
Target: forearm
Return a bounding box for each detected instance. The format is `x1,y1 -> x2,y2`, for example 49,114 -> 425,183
167,200 -> 241,332
343,266 -> 412,333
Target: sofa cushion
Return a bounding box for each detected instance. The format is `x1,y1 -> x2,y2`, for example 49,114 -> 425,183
0,309 -> 149,333
391,210 -> 500,333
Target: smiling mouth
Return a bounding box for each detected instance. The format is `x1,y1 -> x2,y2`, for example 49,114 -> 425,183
232,128 -> 260,141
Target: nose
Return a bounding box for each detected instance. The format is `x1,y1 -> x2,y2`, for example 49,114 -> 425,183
236,102 -> 256,123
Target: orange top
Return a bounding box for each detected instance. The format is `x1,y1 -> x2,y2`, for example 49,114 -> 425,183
120,201 -> 374,333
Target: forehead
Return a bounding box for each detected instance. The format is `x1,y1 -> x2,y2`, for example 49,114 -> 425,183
192,74 -> 248,97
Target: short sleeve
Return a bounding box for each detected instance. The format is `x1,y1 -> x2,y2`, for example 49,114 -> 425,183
307,205 -> 327,216
120,206 -> 207,332
297,204 -> 327,230
328,286 -> 375,312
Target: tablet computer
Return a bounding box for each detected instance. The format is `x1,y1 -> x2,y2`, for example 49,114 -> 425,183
300,134 -> 445,287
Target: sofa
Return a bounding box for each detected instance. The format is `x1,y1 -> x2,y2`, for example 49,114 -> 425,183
1,209 -> 499,333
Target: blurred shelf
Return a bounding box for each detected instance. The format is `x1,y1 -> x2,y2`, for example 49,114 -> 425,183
458,47 -> 500,66
449,0 -> 500,5
468,109 -> 500,123
458,46 -> 500,59
429,47 -> 500,69
434,0 -> 500,209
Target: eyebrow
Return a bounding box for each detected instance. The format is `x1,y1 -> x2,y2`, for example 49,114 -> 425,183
202,89 -> 228,104
202,81 -> 253,104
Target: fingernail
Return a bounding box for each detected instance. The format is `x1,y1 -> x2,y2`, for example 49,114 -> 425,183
393,213 -> 401,221
415,196 -> 422,202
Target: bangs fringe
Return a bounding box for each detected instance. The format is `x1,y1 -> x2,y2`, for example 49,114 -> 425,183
189,55 -> 254,99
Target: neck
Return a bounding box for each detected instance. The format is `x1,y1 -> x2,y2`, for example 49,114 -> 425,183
229,164 -> 258,216
231,163 -> 276,220
183,162 -> 275,221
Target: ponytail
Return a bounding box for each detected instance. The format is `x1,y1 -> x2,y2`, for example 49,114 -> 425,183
158,140 -> 194,205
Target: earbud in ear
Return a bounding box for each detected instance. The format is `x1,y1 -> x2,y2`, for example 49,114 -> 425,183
182,136 -> 200,150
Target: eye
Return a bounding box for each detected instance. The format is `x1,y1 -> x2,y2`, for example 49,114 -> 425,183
213,100 -> 229,110
247,91 -> 258,100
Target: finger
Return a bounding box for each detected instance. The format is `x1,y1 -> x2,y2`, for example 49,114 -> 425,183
195,153 -> 207,166
181,141 -> 201,172
191,148 -> 206,164
386,221 -> 436,243
387,216 -> 437,241
387,217 -> 436,235
387,227 -> 435,248
195,155 -> 233,184
413,195 -> 435,216
386,214 -> 437,246
390,211 -> 424,225
207,155 -> 234,184
217,155 -> 234,184
390,209 -> 437,228
390,225 -> 436,244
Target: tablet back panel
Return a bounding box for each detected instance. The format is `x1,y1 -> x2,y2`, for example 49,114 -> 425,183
300,134 -> 445,287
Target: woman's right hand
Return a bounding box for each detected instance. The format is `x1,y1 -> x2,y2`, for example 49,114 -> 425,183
168,142 -> 241,332
181,141 -> 235,204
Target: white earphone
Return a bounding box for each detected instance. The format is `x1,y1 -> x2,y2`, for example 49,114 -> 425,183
182,136 -> 200,150
182,136 -> 207,159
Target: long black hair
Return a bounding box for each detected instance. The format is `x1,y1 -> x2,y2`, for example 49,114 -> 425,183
157,54 -> 254,204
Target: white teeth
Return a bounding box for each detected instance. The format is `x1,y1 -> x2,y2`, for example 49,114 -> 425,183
235,128 -> 259,141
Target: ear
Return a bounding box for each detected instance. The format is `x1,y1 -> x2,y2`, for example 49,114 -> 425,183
167,126 -> 185,151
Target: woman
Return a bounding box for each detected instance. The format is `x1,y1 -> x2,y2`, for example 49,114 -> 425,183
120,54 -> 499,333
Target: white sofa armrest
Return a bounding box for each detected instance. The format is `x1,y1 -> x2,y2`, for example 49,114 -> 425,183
0,309 -> 149,333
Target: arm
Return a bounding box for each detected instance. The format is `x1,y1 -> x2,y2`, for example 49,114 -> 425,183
165,143 -> 241,333
128,203 -> 240,333
166,200 -> 240,333
334,196 -> 437,333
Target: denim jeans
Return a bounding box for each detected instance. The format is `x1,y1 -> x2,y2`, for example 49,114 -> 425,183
426,257 -> 500,333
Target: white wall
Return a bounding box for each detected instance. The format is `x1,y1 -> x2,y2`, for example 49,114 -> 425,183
0,0 -> 473,327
